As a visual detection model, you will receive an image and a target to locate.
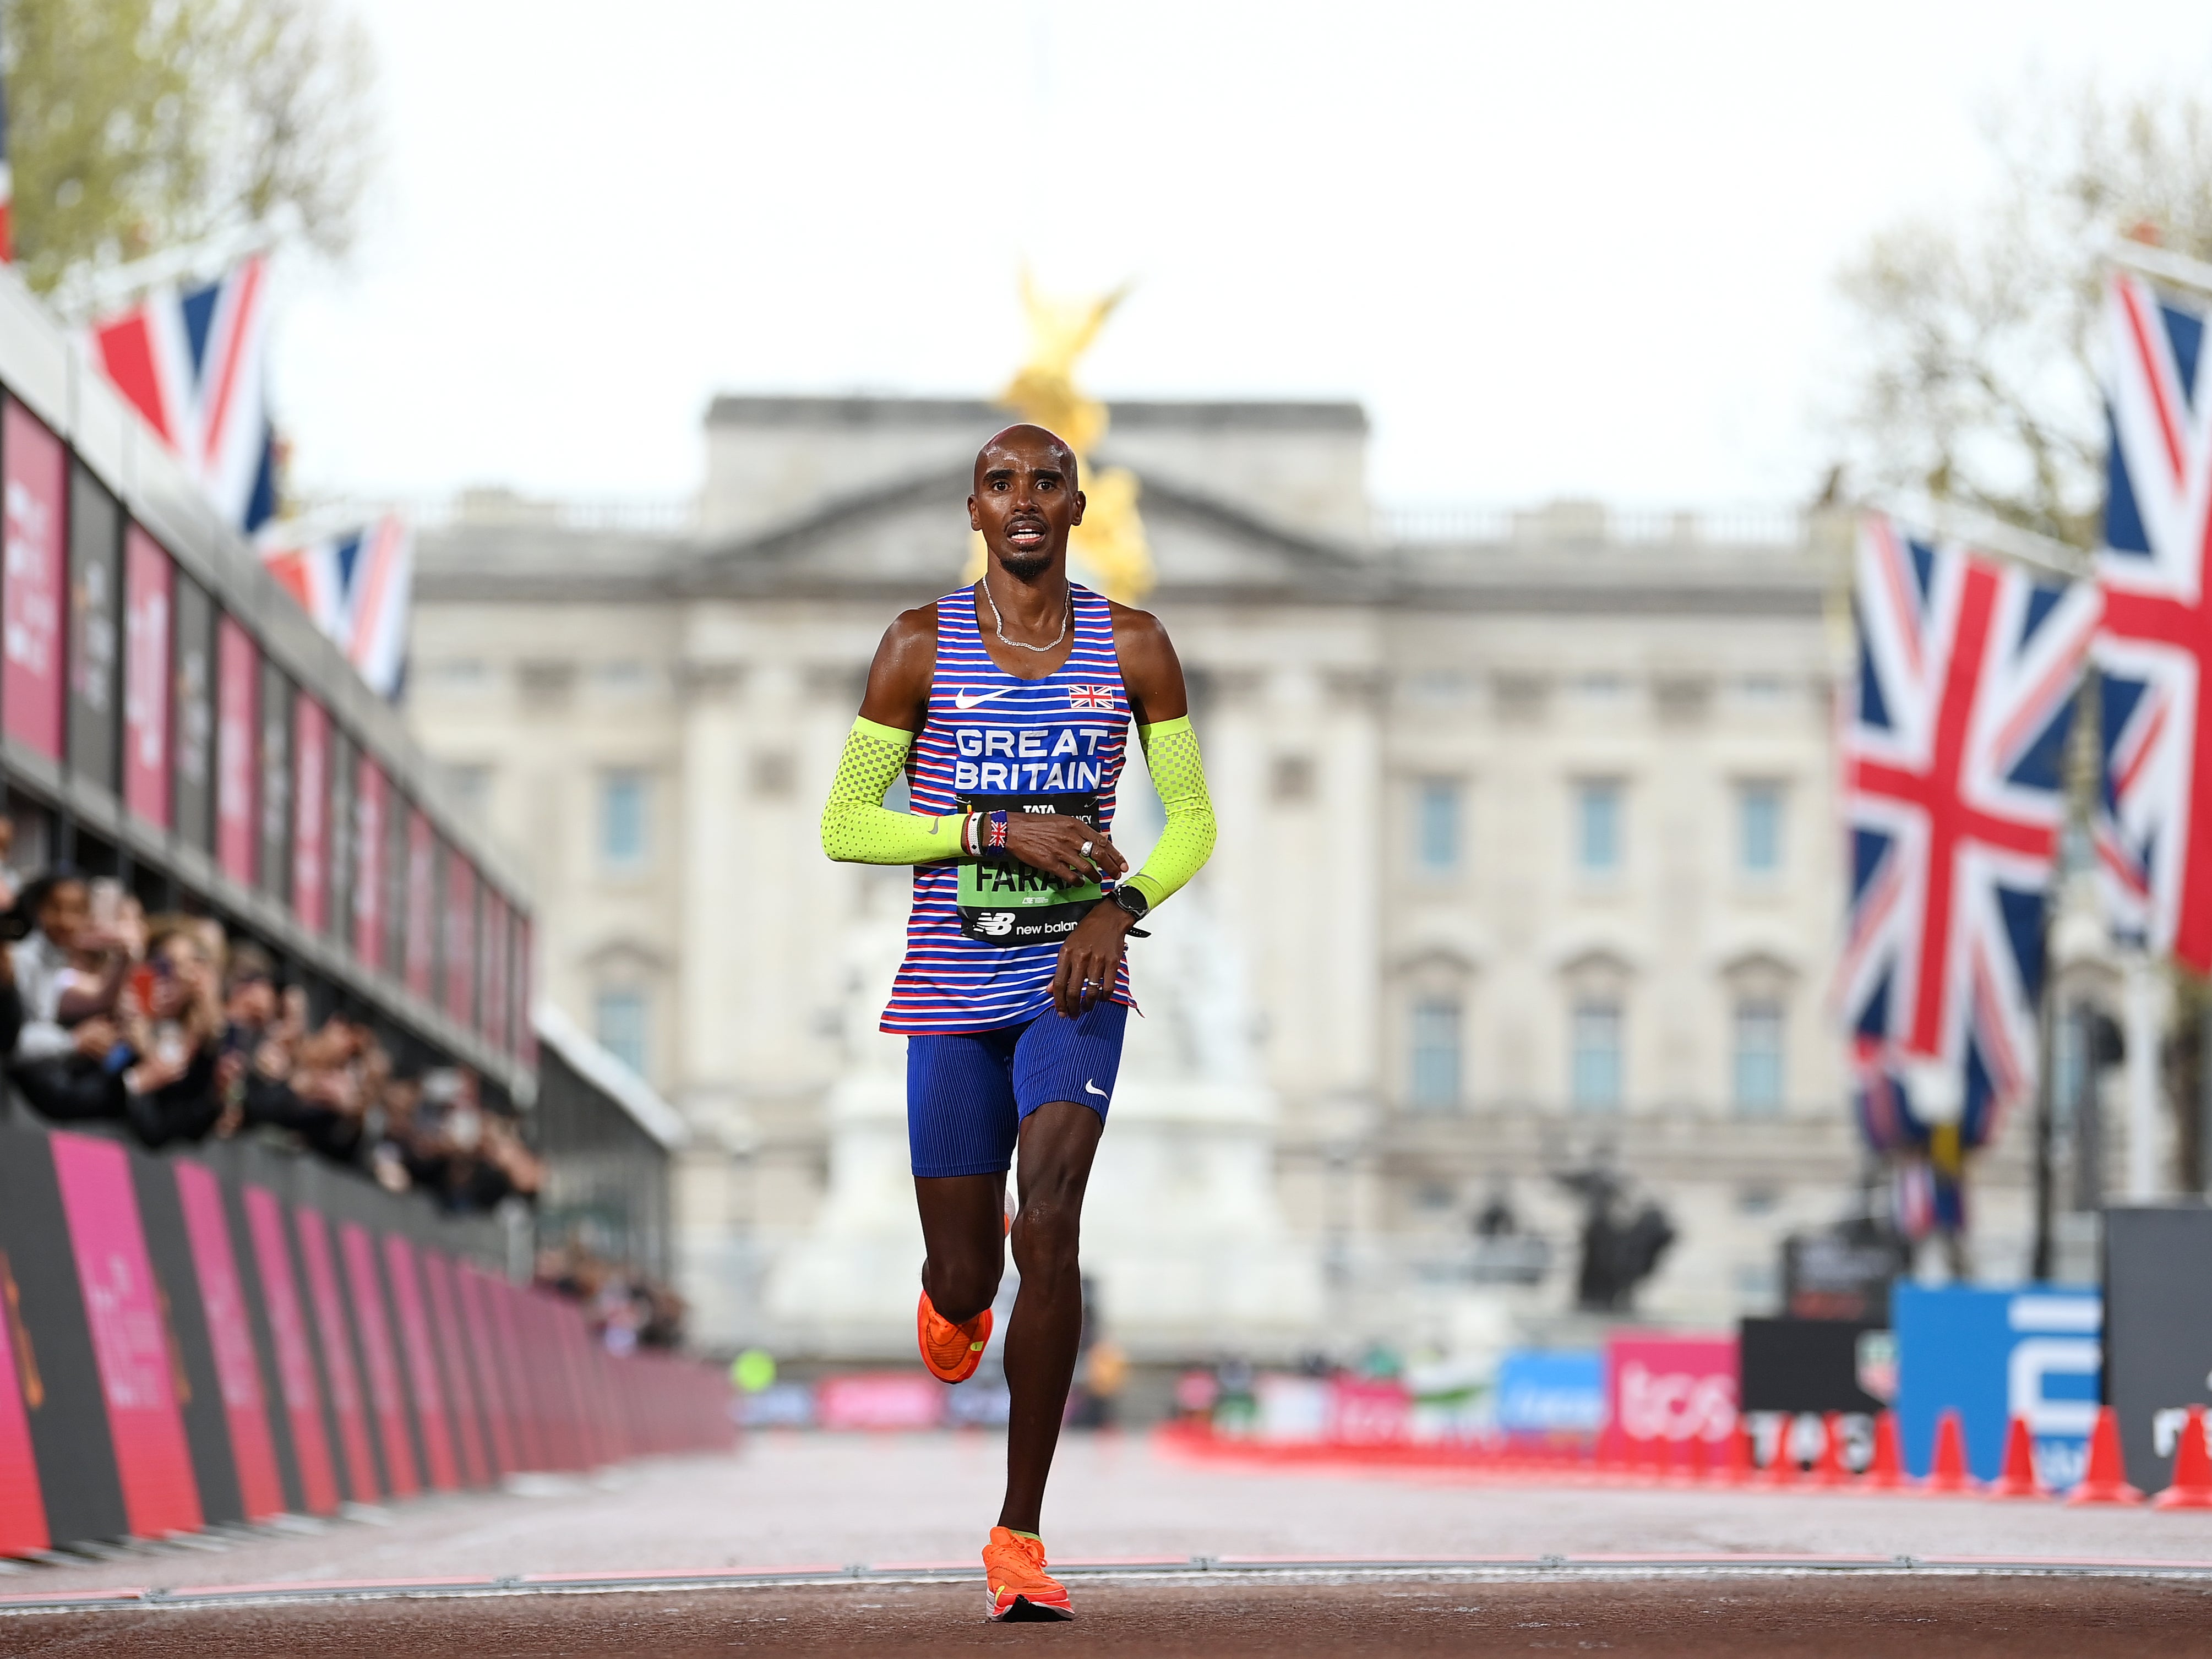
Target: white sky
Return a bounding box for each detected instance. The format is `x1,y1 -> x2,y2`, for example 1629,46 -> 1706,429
273,1 -> 2212,515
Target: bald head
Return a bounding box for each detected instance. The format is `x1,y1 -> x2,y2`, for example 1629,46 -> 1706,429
976,423 -> 1078,490
968,423 -> 1086,575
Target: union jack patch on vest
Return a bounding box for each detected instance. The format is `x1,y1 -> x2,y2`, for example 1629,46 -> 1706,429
1067,684 -> 1115,711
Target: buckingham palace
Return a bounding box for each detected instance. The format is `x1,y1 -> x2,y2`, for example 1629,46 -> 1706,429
397,394 -> 2037,1361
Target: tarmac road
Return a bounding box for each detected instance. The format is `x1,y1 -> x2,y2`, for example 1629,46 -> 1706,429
8,1574 -> 2212,1657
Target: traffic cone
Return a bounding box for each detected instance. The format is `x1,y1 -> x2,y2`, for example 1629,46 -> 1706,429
2154,1406 -> 2212,1510
1986,1416 -> 2046,1500
2066,1407 -> 2143,1506
1716,1419 -> 1755,1486
1861,1411 -> 1910,1492
1923,1410 -> 1975,1494
1762,1416 -> 1801,1486
1810,1412 -> 1854,1488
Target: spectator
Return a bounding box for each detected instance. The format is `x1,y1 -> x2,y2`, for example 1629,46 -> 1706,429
1,864 -> 537,1222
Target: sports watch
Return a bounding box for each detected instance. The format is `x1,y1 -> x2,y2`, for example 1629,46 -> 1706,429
1109,885 -> 1151,936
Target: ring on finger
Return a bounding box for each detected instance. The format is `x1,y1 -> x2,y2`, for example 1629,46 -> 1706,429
1080,839 -> 1094,858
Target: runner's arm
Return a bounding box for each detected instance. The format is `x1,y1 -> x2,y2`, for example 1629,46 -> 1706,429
819,717 -> 969,865
1124,716 -> 1216,909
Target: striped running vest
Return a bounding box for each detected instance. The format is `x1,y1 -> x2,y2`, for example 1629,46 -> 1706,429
881,583 -> 1131,1035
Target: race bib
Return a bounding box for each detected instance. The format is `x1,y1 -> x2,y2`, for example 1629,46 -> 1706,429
957,792 -> 1103,946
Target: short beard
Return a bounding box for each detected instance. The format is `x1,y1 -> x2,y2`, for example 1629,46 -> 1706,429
994,548 -> 1054,582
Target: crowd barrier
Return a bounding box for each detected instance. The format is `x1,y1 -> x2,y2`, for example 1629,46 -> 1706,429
0,1122 -> 733,1558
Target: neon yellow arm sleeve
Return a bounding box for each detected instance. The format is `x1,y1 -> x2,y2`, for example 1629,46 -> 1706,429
1126,716 -> 1217,909
820,717 -> 968,865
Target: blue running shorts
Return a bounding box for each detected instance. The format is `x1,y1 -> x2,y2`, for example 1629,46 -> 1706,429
906,1002 -> 1128,1178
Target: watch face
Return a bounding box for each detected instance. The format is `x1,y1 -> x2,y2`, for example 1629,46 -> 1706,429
1115,887 -> 1148,916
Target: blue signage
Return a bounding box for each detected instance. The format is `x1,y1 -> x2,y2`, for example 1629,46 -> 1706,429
1892,1284 -> 2101,1489
1495,1349 -> 1606,1434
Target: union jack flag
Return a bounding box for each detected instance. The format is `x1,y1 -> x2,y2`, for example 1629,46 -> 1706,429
1838,514 -> 2097,1167
1067,684 -> 1115,711
258,512 -> 415,700
2094,267 -> 2212,969
85,255 -> 277,534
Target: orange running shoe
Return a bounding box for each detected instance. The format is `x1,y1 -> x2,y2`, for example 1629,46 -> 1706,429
982,1526 -> 1074,1622
917,1290 -> 992,1384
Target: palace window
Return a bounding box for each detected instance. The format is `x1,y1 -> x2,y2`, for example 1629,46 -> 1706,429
1410,998 -> 1463,1110
1570,998 -> 1622,1110
1576,781 -> 1622,875
1739,782 -> 1784,876
1416,779 -> 1462,875
600,771 -> 650,872
1733,998 -> 1785,1113
595,987 -> 650,1077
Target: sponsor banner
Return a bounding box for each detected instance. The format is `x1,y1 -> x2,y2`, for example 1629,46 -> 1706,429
215,615 -> 259,885
517,918 -> 537,1069
1738,1318 -> 1890,1416
817,1372 -> 945,1431
173,1163 -> 283,1520
354,756 -> 389,972
49,1132 -> 204,1538
337,1221 -> 420,1499
67,460 -> 121,785
444,849 -> 477,1029
381,1236 -> 460,1491
2104,1207 -> 2212,1493
291,692 -> 331,933
482,1270 -> 545,1470
0,1229 -> 46,1554
482,890 -> 510,1054
417,1249 -> 491,1486
1893,1283 -> 2099,1489
4,397 -> 68,759
404,809 -> 437,1001
453,1262 -> 520,1476
1328,1378 -> 1413,1444
171,569 -> 216,851
1495,1349 -> 1606,1435
293,1205 -> 380,1502
122,524 -> 174,827
1604,1331 -> 1737,1447
257,659 -> 292,902
128,1153 -> 243,1527
241,1186 -> 339,1515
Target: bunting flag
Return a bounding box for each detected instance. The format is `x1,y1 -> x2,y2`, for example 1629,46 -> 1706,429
1837,514 -> 2097,1225
259,514 -> 414,700
86,255 -> 277,534
2093,265 -> 2212,970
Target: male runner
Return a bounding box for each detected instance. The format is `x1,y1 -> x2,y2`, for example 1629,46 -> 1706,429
819,424 -> 1216,1621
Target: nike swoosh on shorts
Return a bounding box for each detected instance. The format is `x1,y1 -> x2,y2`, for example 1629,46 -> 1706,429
953,686 -> 1020,711
1085,1080 -> 1108,1099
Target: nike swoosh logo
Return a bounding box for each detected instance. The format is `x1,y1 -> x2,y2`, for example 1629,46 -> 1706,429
1085,1079 -> 1107,1099
952,686 -> 1020,711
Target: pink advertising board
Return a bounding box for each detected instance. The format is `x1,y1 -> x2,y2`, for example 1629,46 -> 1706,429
49,1131 -> 204,1538
338,1221 -> 419,1499
818,1373 -> 945,1431
455,1263 -> 521,1475
292,1205 -> 379,1502
404,809 -> 437,1000
240,1186 -> 337,1515
291,694 -> 331,932
2,397 -> 66,759
122,525 -> 174,828
482,889 -> 510,1053
354,756 -> 388,972
443,850 -> 476,1029
173,1161 -> 282,1520
1605,1330 -> 1738,1449
214,616 -> 259,886
382,1236 -> 459,1491
517,918 -> 536,1067
418,1250 -> 491,1486
0,1240 -> 47,1555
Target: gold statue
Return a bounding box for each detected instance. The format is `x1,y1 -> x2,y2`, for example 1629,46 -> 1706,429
966,271 -> 1156,603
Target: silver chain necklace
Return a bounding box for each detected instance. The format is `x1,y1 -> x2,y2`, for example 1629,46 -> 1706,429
981,577 -> 1069,654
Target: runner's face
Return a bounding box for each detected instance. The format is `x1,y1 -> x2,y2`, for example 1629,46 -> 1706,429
969,439 -> 1085,574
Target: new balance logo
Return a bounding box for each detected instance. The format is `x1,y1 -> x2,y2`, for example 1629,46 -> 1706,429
977,912 -> 1016,937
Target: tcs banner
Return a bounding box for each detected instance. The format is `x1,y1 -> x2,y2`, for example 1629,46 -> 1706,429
1605,1331 -> 1737,1449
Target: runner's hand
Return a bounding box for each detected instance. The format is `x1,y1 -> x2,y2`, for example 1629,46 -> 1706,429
1051,903 -> 1135,1017
1001,813 -> 1126,885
